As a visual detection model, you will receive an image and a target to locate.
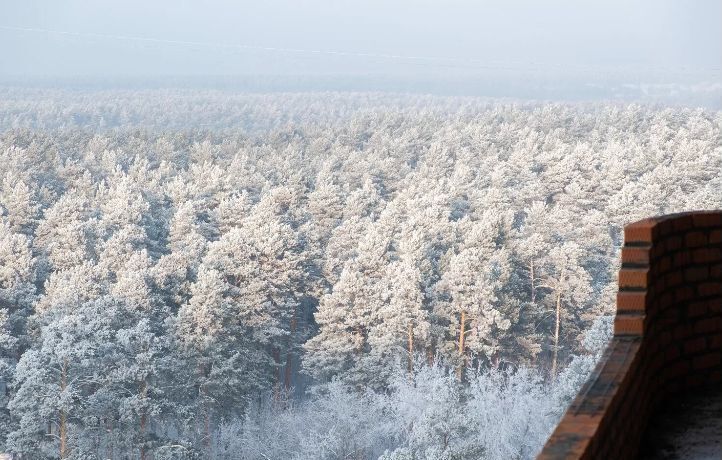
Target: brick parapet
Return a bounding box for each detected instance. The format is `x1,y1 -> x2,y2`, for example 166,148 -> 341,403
538,211 -> 722,459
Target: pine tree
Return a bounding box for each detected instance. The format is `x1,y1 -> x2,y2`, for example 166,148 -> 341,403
434,217 -> 512,378
1,177 -> 41,236
537,242 -> 592,376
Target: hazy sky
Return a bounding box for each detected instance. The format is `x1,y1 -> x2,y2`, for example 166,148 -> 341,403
0,0 -> 720,80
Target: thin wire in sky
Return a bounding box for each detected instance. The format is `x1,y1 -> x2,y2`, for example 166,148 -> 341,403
1,25 -> 719,75
0,25 -> 503,67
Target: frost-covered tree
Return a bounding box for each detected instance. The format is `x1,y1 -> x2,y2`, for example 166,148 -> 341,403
0,90 -> 719,458
305,219 -> 395,388
434,216 -> 513,377
538,242 -> 593,376
1,177 -> 41,236
0,222 -> 36,447
33,193 -> 97,278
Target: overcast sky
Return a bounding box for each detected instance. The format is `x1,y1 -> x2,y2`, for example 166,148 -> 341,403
0,0 -> 720,80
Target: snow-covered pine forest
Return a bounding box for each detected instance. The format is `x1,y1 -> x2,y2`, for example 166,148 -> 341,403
0,89 -> 720,459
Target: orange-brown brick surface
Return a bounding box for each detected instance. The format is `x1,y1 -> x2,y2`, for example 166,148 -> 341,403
538,211 -> 722,459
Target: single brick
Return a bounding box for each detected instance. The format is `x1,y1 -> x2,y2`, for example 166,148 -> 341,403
657,219 -> 675,237
615,314 -> 645,335
709,333 -> 722,350
622,246 -> 651,265
624,219 -> 657,243
711,264 -> 721,279
693,353 -> 720,370
684,337 -> 707,354
665,346 -> 681,361
710,298 -> 722,314
659,331 -> 673,347
672,215 -> 694,232
674,324 -> 693,340
698,282 -> 721,297
666,235 -> 683,251
647,284 -> 667,299
619,268 -> 649,288
711,229 -> 722,244
617,291 -> 647,312
653,244 -> 668,261
652,278 -> 665,295
658,309 -> 680,328
685,231 -> 708,248
693,248 -> 722,264
687,301 -> 708,317
673,251 -> 692,268
684,266 -> 709,282
692,212 -> 722,228
675,286 -> 695,303
664,271 -> 683,289
658,256 -> 672,273
694,317 -> 720,335
658,292 -> 674,310
559,415 -> 603,437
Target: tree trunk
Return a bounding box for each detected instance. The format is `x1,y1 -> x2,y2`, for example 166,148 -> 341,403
272,347 -> 282,401
139,416 -> 147,460
285,314 -> 297,391
457,311 -> 466,380
354,326 -> 365,353
108,418 -> 114,460
204,406 -> 211,458
198,362 -> 212,458
552,292 -> 561,377
530,261 -> 536,304
407,322 -> 414,373
59,358 -> 68,459
139,380 -> 148,460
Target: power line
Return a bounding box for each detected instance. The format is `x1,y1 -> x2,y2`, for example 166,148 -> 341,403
0,25 -> 719,75
0,24 -> 554,73
0,25 -> 495,66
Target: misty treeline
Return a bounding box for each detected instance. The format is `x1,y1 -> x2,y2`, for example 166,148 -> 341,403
0,91 -> 720,459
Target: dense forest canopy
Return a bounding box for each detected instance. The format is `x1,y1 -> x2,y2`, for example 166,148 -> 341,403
0,89 -> 720,459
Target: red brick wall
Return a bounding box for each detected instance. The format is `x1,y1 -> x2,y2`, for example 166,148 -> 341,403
538,211 -> 722,460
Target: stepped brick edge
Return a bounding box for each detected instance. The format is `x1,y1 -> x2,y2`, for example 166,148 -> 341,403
538,211 -> 722,460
